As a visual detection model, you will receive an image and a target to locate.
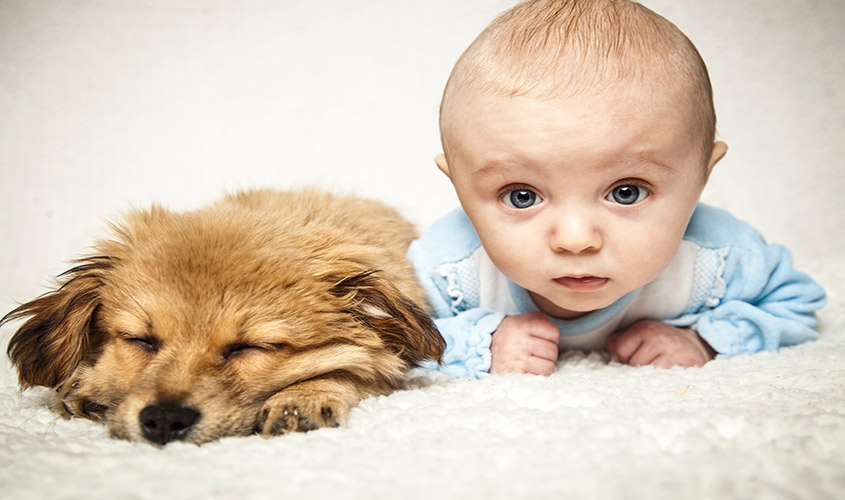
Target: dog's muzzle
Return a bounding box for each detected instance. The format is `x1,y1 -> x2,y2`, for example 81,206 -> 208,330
139,403 -> 200,445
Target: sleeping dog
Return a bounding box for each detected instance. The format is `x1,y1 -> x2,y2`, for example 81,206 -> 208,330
2,189 -> 444,445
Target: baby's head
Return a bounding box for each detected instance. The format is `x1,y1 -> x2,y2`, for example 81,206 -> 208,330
436,0 -> 728,318
440,0 -> 717,166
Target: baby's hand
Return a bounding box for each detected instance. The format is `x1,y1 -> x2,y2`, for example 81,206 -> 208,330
490,311 -> 560,376
605,320 -> 715,368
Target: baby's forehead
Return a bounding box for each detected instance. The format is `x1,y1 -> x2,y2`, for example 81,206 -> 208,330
440,83 -> 709,175
447,73 -> 696,139
443,51 -> 712,160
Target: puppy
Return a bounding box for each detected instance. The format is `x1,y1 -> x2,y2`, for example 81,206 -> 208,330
2,189 -> 444,445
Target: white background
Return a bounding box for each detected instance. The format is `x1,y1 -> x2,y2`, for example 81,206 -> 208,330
1,0 -> 843,312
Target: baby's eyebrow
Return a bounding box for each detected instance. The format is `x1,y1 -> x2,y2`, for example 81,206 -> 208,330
632,152 -> 676,172
473,163 -> 506,178
472,160 -> 529,179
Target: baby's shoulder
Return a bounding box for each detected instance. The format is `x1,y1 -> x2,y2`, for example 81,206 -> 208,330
684,203 -> 766,250
409,208 -> 483,267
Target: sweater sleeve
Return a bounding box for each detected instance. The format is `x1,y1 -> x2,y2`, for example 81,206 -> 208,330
667,205 -> 826,357
410,241 -> 502,379
406,211 -> 503,379
417,309 -> 503,379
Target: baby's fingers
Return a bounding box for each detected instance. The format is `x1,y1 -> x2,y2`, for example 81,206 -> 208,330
529,337 -> 559,362
525,356 -> 556,376
606,331 -> 644,364
626,343 -> 662,367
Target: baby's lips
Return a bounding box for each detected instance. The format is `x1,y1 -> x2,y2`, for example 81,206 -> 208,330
554,276 -> 609,291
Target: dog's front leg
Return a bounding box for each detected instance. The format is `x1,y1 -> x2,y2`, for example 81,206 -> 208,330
52,375 -> 108,422
256,376 -> 373,436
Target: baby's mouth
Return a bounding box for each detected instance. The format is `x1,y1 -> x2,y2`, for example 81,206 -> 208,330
554,275 -> 609,291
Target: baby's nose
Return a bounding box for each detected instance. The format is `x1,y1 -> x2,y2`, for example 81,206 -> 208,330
549,212 -> 601,254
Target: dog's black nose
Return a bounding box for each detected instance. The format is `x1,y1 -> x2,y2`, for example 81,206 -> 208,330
139,403 -> 200,445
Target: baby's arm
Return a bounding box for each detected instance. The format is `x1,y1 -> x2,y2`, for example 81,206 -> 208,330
691,243 -> 825,356
420,310 -> 559,378
605,320 -> 716,368
672,205 -> 826,357
420,308 -> 505,379
490,312 -> 560,375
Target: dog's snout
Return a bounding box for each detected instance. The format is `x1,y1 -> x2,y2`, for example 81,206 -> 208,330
139,403 -> 200,445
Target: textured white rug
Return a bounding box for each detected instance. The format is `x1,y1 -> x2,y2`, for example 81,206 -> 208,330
1,258 -> 842,500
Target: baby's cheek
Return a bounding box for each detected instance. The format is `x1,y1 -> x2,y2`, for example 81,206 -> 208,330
622,234 -> 681,283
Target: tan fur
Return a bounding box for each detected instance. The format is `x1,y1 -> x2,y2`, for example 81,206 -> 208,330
2,189 -> 444,445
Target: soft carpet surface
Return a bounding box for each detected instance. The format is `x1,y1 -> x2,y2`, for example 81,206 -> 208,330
1,258 -> 842,499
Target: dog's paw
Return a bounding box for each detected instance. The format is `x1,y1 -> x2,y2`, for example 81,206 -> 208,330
256,390 -> 349,436
52,378 -> 108,421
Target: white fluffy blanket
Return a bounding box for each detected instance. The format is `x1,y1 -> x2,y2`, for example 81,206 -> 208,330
1,258 -> 842,499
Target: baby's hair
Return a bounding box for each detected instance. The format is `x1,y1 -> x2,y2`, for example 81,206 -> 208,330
440,0 -> 716,163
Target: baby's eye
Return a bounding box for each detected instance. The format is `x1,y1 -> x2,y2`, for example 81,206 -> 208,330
607,185 -> 648,205
504,188 -> 542,209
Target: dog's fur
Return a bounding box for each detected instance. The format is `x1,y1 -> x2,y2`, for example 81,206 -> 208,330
2,189 -> 444,445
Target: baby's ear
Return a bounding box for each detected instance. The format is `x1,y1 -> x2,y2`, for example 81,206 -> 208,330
435,154 -> 452,179
706,141 -> 728,181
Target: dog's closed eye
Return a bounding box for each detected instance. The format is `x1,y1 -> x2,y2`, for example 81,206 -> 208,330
222,343 -> 285,360
122,335 -> 159,354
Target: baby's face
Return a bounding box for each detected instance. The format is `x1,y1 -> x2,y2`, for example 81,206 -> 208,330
440,87 -> 725,319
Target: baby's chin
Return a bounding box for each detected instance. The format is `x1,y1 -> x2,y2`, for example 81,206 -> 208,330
529,290 -> 625,320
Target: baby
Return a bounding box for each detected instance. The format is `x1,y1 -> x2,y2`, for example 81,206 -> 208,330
408,0 -> 826,378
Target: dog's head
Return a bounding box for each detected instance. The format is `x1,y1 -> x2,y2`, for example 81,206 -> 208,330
3,197 -> 443,444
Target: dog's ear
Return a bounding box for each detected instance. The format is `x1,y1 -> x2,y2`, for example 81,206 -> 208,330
2,256 -> 111,388
331,271 -> 445,365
